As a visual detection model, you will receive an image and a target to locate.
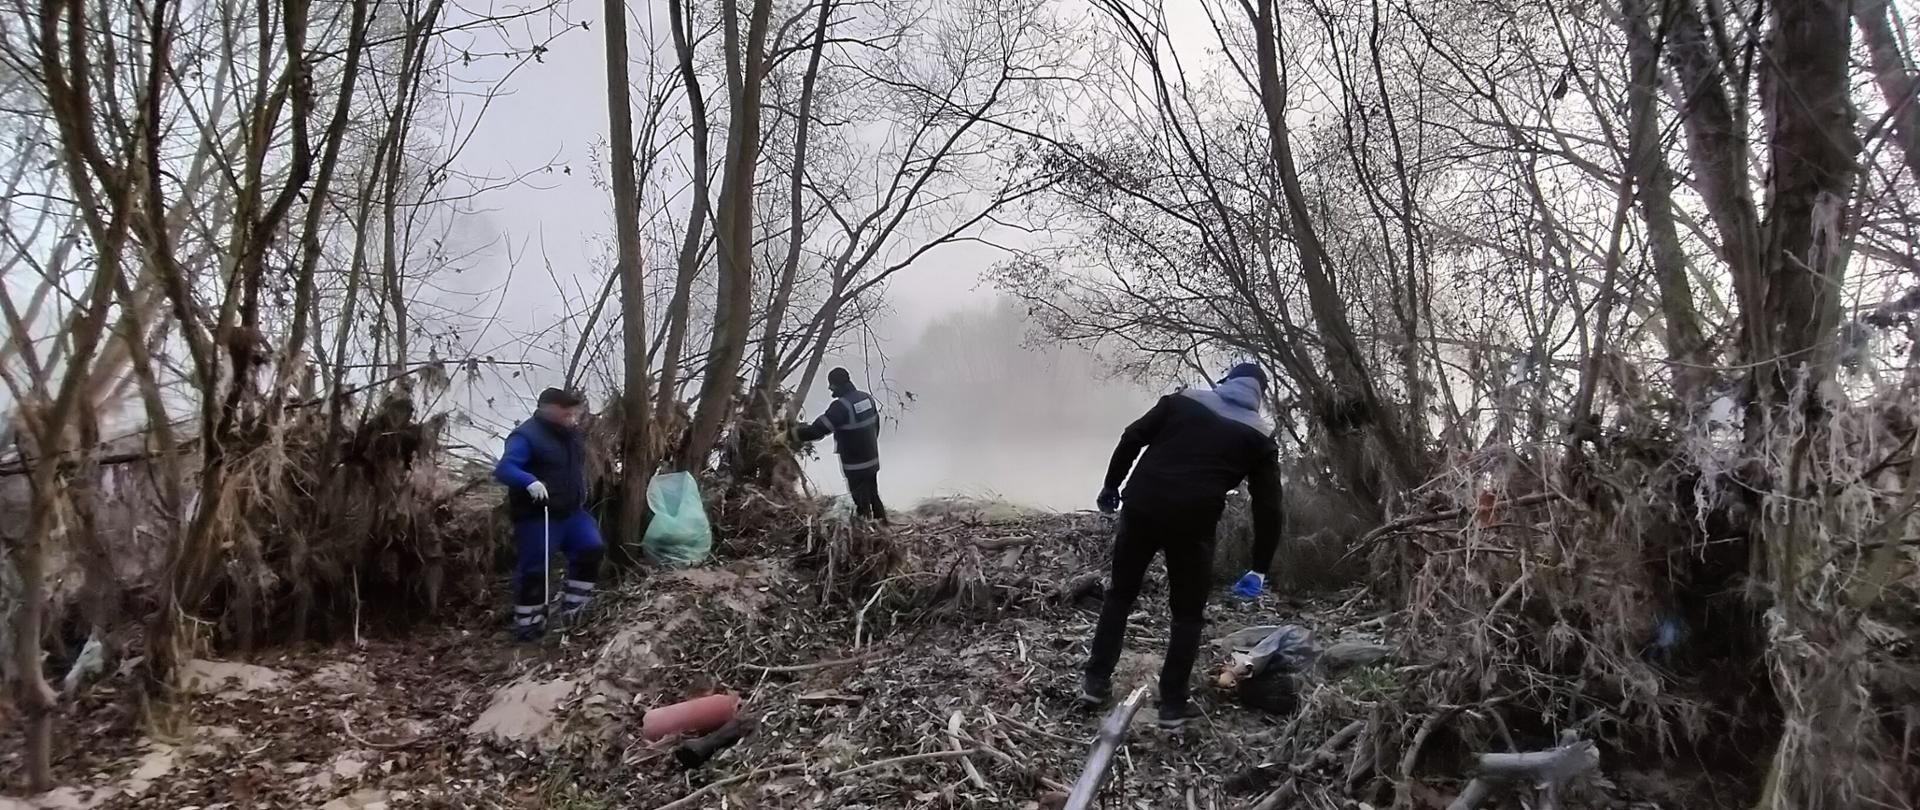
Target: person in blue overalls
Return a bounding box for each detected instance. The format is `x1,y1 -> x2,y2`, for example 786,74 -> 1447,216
493,387 -> 603,640
793,367 -> 887,523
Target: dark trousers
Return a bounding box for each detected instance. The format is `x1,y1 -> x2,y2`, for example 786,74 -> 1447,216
845,467 -> 888,522
511,510 -> 604,628
1084,503 -> 1217,706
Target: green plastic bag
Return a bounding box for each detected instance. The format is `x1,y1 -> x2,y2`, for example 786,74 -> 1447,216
642,472 -> 712,567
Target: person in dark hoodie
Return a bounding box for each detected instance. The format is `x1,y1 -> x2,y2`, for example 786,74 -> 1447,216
493,387 -> 603,640
793,367 -> 887,523
1082,363 -> 1284,729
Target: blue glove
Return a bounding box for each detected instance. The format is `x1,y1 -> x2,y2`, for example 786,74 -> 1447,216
1096,487 -> 1121,514
1231,571 -> 1264,599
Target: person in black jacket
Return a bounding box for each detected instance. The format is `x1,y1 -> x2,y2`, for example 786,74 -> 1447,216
494,387 -> 603,640
793,367 -> 888,522
1082,363 -> 1284,729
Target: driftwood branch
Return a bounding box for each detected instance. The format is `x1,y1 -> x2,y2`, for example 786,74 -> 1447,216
745,653 -> 888,673
1250,779 -> 1297,810
1063,684 -> 1151,810
1394,709 -> 1455,808
1247,719 -> 1369,809
1474,740 -> 1599,783
1308,719 -> 1366,769
0,440 -> 195,477
1444,740 -> 1600,810
948,710 -> 988,790
830,748 -> 978,778
1443,778 -> 1494,810
972,535 -> 1035,550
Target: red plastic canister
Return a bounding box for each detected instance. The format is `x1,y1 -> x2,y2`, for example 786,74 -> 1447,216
642,693 -> 741,741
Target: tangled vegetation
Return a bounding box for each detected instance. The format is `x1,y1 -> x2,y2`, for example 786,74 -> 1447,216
4,0 -> 1917,805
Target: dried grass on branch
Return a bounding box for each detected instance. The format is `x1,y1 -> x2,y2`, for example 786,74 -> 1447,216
129,387 -> 508,679
1350,372 -> 1920,808
1746,376 -> 1920,809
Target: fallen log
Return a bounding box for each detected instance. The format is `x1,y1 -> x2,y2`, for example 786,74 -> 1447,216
1444,739 -> 1600,810
1476,740 -> 1599,783
1063,684 -> 1151,810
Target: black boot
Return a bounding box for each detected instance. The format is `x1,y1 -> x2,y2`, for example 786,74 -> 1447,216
554,577 -> 595,628
1078,673 -> 1112,708
1157,701 -> 1204,730
510,604 -> 547,642
511,571 -> 548,641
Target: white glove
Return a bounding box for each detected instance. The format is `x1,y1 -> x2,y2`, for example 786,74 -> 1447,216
526,480 -> 550,502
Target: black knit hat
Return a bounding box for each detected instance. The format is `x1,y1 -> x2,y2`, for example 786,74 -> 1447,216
538,387 -> 586,407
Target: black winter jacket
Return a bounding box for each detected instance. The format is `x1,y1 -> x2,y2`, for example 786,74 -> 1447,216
796,388 -> 881,472
1104,378 -> 1284,571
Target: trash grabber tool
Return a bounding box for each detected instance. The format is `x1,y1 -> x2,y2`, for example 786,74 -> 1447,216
543,504 -> 552,620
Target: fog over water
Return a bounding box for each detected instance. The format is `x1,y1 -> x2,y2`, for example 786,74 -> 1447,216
797,300 -> 1167,512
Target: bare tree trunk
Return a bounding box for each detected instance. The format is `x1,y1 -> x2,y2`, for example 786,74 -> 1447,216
1854,0 -> 1920,186
1565,174 -> 1636,476
753,0 -> 834,404
1622,0 -> 1710,404
1754,0 -> 1859,398
282,0 -> 369,640
1362,0 -> 1429,443
21,0 -> 151,764
1664,0 -> 1765,355
149,0 -> 353,690
790,273 -> 849,415
9,499 -> 57,792
378,0 -> 446,378
1750,6 -> 1865,806
1249,0 -> 1419,509
280,0 -> 372,407
603,0 -> 654,545
0,418 -> 68,794
6,0 -> 154,779
679,0 -> 774,471
657,0 -> 712,430
327,214 -> 371,445
324,0 -> 438,455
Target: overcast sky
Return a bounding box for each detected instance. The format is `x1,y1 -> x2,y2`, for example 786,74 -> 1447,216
440,0 -> 1223,355
445,1 -> 1004,347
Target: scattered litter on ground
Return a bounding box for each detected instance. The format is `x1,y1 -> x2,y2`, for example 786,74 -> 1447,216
178,659 -> 290,698
468,677 -> 577,748
1,502 -> 1664,809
